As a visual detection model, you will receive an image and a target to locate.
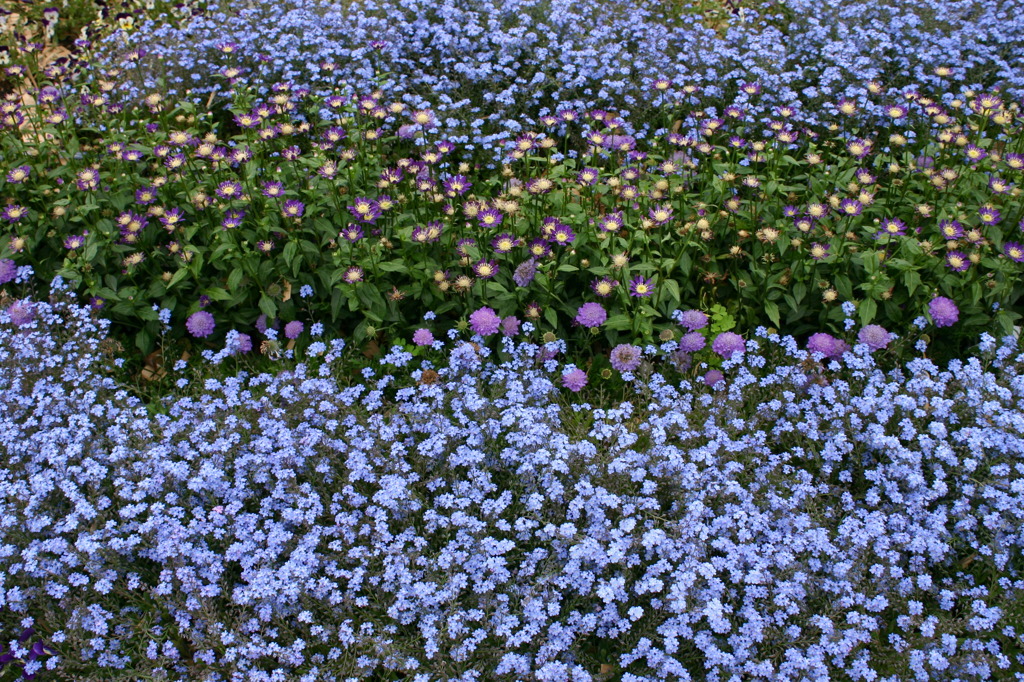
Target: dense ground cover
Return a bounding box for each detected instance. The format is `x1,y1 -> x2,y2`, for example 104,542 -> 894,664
1,0 -> 1024,679
1,284 -> 1023,680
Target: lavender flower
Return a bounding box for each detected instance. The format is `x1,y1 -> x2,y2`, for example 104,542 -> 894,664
469,307 -> 501,335
186,311 -> 216,338
857,325 -> 892,350
712,332 -> 745,359
609,343 -> 642,371
561,367 -> 588,392
928,296 -> 959,327
575,302 -> 607,328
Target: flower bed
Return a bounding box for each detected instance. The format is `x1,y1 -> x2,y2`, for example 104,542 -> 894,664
1,285 -> 1023,679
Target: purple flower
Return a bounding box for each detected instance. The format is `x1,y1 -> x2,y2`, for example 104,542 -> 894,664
234,333 -> 253,354
562,368 -> 588,392
5,300 -> 35,326
704,369 -> 725,386
282,199 -> 305,218
2,205 -> 28,222
678,331 -> 706,353
676,309 -> 709,331
807,332 -> 846,358
221,209 -> 245,229
64,233 -> 88,250
1004,242 -> 1024,263
629,276 -> 654,297
0,259 -> 17,285
500,316 -> 520,336
928,296 -> 959,327
186,311 -> 216,338
512,259 -> 537,287
838,199 -> 863,217
6,166 -> 30,183
413,328 -> 435,346
216,180 -> 243,199
284,320 -> 304,339
473,259 -> 499,279
945,251 -> 969,272
712,332 -> 745,359
469,306 -> 501,336
857,325 -> 892,350
575,302 -> 607,328
609,343 -> 642,372
978,206 -> 1001,226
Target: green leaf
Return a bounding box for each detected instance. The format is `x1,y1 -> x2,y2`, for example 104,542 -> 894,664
662,278 -> 681,306
859,298 -> 877,326
544,306 -> 558,329
259,293 -> 277,319
764,300 -> 781,328
377,260 -> 408,273
677,252 -> 692,276
903,270 -> 921,296
834,275 -> 854,301
203,287 -> 231,301
283,241 -> 298,268
604,314 -> 632,331
227,267 -> 244,291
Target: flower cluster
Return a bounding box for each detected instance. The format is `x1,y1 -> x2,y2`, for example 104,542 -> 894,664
2,284 -> 1023,679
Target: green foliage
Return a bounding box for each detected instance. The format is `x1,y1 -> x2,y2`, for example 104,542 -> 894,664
1,71 -> 1023,365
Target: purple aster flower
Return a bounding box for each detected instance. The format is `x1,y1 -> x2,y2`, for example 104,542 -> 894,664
221,209 -> 245,229
186,311 -> 216,338
1004,242 -> 1024,262
443,175 -> 471,196
512,259 -> 537,287
64,232 -> 88,250
712,332 -> 745,359
500,316 -> 520,336
135,186 -> 157,205
577,167 -> 600,185
591,277 -> 618,297
928,296 -> 959,327
547,223 -> 576,245
6,166 -> 30,183
0,259 -> 17,284
262,181 -> 285,198
526,239 -> 551,259
216,180 -> 243,199
477,208 -> 503,228
678,331 -> 706,353
676,309 -> 709,331
629,276 -> 654,297
472,259 -> 499,279
609,343 -> 642,372
491,233 -> 518,254
704,369 -> 725,386
945,251 -> 969,272
938,220 -> 964,240
347,198 -> 381,223
978,206 -> 1001,226
562,368 -> 588,392
284,320 -> 304,339
469,307 -> 501,336
282,199 -> 305,218
809,242 -> 830,259
575,302 -> 607,328
413,328 -> 434,346
857,325 -> 891,350
343,266 -> 364,284
2,205 -> 28,222
339,223 -> 364,242
838,199 -> 863,217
